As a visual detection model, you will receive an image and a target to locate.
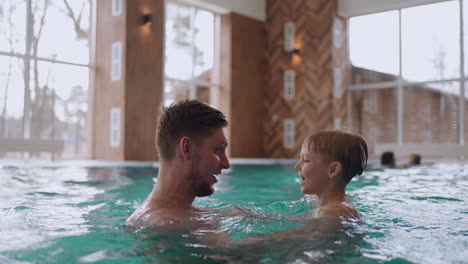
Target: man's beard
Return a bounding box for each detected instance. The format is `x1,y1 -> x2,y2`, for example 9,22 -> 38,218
191,153 -> 215,197
194,177 -> 214,197
189,165 -> 215,197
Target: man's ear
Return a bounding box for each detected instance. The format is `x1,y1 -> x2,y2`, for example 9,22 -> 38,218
179,136 -> 192,161
328,162 -> 342,179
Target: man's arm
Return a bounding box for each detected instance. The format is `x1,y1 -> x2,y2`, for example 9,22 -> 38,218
233,217 -> 343,246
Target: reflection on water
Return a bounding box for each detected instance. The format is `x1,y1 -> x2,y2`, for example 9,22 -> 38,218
0,163 -> 467,263
0,167 -> 134,252
353,163 -> 468,263
126,206 -> 365,263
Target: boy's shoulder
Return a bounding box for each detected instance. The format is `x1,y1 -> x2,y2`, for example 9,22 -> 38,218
312,201 -> 361,222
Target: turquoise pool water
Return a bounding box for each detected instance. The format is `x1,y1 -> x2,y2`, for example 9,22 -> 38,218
1,162 -> 467,263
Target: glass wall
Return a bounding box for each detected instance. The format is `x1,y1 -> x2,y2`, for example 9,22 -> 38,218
164,1 -> 218,106
0,0 -> 92,159
349,0 -> 467,159
349,87 -> 398,158
402,2 -> 460,82
349,10 -> 399,77
403,82 -> 459,144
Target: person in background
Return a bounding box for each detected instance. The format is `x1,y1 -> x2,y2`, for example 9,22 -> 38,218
380,151 -> 395,166
408,153 -> 421,165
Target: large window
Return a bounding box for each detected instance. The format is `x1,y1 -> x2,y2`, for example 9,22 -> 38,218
0,0 -> 92,159
349,0 -> 467,158
164,1 -> 219,106
349,10 -> 399,76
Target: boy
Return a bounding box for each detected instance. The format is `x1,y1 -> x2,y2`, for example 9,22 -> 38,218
295,130 -> 368,221
236,130 -> 368,244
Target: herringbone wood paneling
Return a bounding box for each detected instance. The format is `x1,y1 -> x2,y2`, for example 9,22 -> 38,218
264,0 -> 349,158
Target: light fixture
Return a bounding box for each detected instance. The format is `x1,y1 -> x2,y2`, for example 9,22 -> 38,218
143,14 -> 152,26
290,49 -> 300,55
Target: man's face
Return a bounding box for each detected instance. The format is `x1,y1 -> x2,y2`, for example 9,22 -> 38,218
191,128 -> 230,197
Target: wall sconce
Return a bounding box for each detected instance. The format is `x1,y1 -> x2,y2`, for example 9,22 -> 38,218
290,48 -> 300,55
143,14 -> 152,26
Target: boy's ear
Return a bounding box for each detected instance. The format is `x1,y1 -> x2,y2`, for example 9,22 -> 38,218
179,136 -> 192,161
328,162 -> 342,179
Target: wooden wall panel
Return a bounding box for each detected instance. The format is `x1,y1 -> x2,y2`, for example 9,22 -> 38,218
220,13 -> 267,158
94,0 -> 126,160
124,0 -> 164,161
264,0 -> 348,158
220,14 -> 233,157
94,0 -> 163,161
94,0 -> 349,160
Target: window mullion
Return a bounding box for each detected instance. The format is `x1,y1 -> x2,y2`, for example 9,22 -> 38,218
397,9 -> 404,145
190,7 -> 197,100
459,0 -> 465,145
22,0 -> 33,140
211,14 -> 221,108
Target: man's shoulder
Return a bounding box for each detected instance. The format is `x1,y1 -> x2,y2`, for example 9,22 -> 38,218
127,206 -> 182,222
126,206 -> 194,231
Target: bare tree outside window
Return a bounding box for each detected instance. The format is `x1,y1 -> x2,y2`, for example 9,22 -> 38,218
164,2 -> 216,106
0,0 -> 91,159
0,0 -> 25,138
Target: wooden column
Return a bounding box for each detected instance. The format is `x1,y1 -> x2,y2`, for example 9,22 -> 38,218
94,0 -> 164,161
331,15 -> 350,132
220,13 -> 267,158
264,0 -> 349,158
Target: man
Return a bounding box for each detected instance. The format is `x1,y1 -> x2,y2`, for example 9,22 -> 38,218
380,151 -> 395,166
126,100 -> 230,229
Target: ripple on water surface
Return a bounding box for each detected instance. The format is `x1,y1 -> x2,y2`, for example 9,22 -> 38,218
0,163 -> 467,263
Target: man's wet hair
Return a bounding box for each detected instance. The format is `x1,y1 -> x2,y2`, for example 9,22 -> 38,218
156,100 -> 228,161
381,151 -> 395,166
303,130 -> 368,184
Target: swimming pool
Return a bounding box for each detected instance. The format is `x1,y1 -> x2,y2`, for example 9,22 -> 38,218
1,161 -> 467,263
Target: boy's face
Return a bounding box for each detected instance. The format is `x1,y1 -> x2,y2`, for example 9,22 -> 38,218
294,144 -> 331,195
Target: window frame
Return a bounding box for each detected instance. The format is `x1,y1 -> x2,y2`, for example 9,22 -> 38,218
0,0 -> 95,159
348,0 -> 466,146
163,0 -> 221,107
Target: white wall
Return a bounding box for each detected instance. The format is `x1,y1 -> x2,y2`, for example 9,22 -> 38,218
177,0 -> 453,21
175,0 -> 266,21
338,0 -> 451,17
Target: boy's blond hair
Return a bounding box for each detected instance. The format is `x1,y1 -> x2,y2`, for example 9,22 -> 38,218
304,130 -> 368,183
